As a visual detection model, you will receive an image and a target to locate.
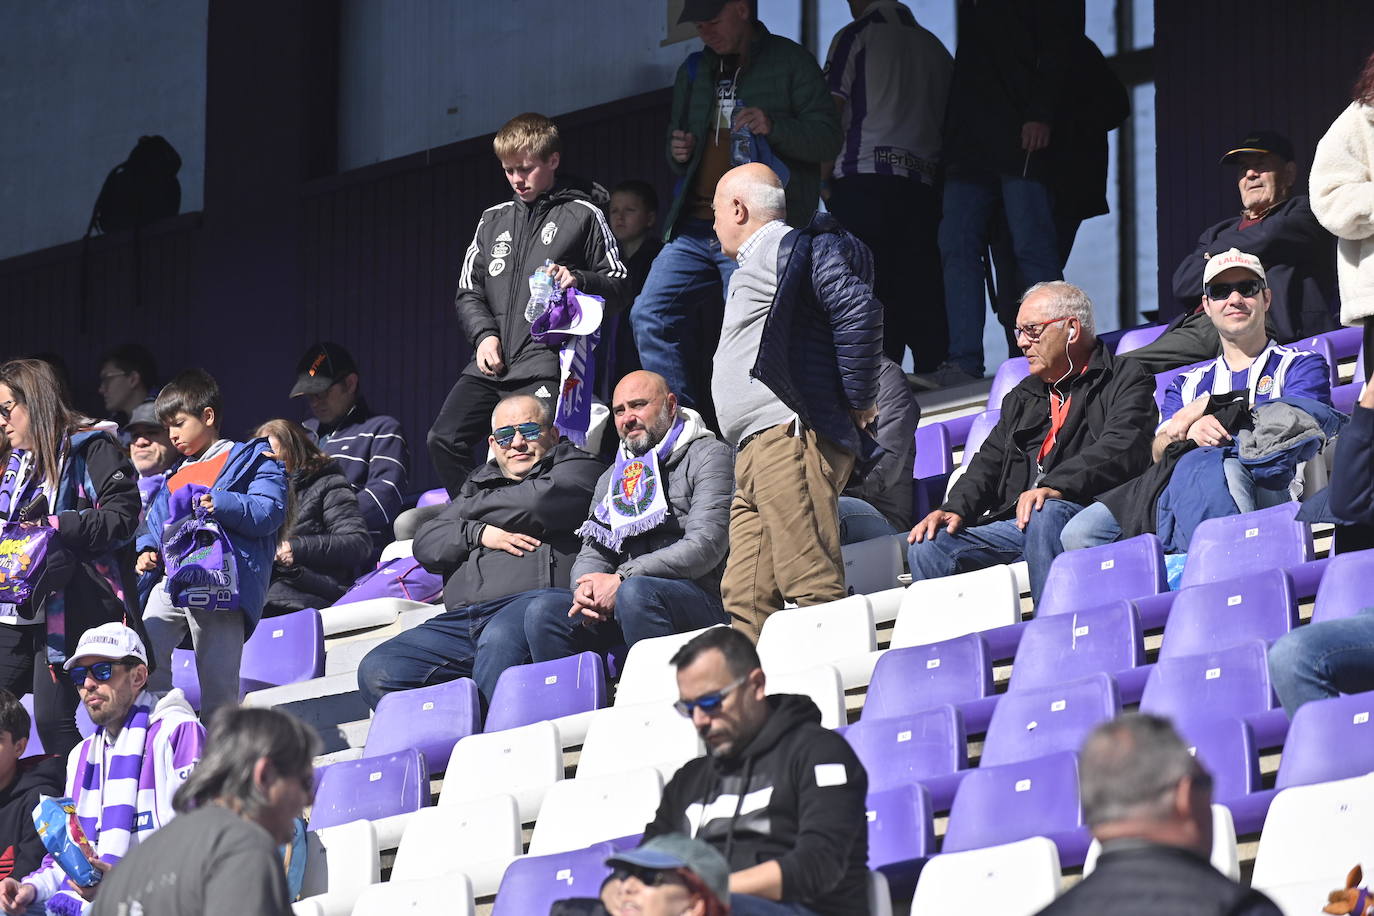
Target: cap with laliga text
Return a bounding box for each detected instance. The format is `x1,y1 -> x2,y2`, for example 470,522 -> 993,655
1202,248 -> 1267,286
290,342 -> 359,399
1220,130 -> 1295,165
63,622 -> 148,670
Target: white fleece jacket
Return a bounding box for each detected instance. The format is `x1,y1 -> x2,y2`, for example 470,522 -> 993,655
1310,100 -> 1374,325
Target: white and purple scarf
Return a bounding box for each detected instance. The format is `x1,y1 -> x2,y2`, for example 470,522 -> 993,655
577,409 -> 712,552
530,289 -> 603,448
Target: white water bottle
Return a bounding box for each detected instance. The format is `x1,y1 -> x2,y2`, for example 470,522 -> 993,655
525,259 -> 558,322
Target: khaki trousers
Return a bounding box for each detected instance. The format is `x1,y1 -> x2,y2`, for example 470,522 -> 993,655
722,423 -> 856,639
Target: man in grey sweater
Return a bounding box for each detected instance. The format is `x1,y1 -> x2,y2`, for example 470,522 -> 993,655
711,163 -> 883,636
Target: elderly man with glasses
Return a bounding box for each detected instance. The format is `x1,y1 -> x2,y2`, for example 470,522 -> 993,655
642,627 -> 869,916
356,394 -> 603,710
906,280 -> 1157,602
0,623 -> 205,916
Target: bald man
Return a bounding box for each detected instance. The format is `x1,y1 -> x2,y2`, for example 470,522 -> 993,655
711,164 -> 884,637
453,371 -> 735,698
357,394 -> 604,708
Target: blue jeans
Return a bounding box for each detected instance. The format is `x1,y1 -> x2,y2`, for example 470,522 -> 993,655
1268,608 -> 1374,716
906,499 -> 1084,602
356,590 -> 547,708
630,219 -> 736,408
1059,501 -> 1124,551
525,577 -> 727,662
838,496 -> 899,546
939,172 -> 1061,377
728,895 -> 822,916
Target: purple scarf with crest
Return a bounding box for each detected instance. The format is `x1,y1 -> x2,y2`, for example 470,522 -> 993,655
577,417 -> 684,552
530,289 -> 602,447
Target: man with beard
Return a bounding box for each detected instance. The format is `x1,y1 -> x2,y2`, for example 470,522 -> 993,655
0,624 -> 204,916
475,370 -> 734,694
643,627 -> 869,916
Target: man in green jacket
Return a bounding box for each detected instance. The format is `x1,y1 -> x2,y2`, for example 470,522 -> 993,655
631,0 -> 840,415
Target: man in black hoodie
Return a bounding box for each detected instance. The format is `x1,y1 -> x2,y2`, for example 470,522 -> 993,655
0,690 -> 64,885
427,111 -> 628,496
643,628 -> 870,916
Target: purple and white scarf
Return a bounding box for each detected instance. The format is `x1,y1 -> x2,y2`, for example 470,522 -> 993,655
531,289 -> 603,448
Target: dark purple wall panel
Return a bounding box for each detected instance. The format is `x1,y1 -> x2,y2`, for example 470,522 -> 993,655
1154,0 -> 1369,319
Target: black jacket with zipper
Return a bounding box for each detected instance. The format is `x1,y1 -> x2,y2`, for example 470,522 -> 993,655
454,177 -> 628,382
0,754 -> 65,882
264,462 -> 374,613
413,441 -> 604,622
944,342 -> 1157,523
644,694 -> 870,916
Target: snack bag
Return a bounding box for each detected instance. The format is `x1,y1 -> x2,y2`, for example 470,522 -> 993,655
31,795 -> 102,887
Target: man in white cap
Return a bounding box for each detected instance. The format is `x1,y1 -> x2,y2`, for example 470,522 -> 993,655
1061,248 -> 1333,550
0,623 -> 205,916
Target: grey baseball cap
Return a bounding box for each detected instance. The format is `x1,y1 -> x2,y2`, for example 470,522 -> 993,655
606,834 -> 730,907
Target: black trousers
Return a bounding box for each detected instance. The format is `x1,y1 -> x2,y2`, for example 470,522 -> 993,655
426,372 -> 557,497
828,174 -> 948,373
0,623 -> 82,757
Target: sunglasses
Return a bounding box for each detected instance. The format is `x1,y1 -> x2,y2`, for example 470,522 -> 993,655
491,422 -> 543,448
1205,279 -> 1266,301
673,674 -> 748,718
69,661 -> 127,686
1013,314 -> 1073,342
611,865 -> 683,887
0,401 -> 16,422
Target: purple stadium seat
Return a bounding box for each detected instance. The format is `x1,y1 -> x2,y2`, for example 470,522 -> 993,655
1290,333 -> 1341,388
866,783 -> 935,899
843,706 -> 966,810
1139,640 -> 1274,725
309,747 -> 429,831
960,410 -> 1001,467
1158,569 -> 1297,660
913,423 -> 953,519
1170,715 -> 1261,807
19,694 -> 42,756
1114,323 -> 1167,354
862,635 -> 992,725
1153,359 -> 1208,409
1180,503 -> 1313,590
240,607 -> 325,693
171,648 -> 202,710
1036,534 -> 1167,618
362,677 -> 481,772
416,488 -> 450,508
988,358 -> 1030,410
492,842 -> 617,916
1008,601 -> 1147,701
1312,549 -> 1374,624
942,751 -> 1088,865
980,672 -> 1121,768
1274,690 -> 1374,791
483,652 -> 607,733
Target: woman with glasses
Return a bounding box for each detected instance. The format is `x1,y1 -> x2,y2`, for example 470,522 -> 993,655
0,359 -> 145,756
256,418 -> 373,617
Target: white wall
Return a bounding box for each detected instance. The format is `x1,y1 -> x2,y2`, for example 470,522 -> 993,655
0,0 -> 207,260
337,0 -> 699,169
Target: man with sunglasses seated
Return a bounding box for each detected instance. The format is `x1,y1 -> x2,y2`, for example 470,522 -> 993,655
0,623 -> 205,916
356,394 -> 603,710
907,280 -> 1157,603
1061,248 -> 1332,551
643,627 -> 869,916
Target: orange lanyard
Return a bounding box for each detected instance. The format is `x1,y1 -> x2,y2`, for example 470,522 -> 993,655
1037,388 -> 1073,465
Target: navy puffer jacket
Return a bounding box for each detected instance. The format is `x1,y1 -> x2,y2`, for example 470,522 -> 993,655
753,211 -> 884,469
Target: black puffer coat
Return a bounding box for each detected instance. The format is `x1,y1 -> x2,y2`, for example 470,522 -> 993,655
264,462 -> 372,614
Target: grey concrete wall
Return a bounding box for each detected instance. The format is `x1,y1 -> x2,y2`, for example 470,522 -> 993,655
0,0 -> 207,259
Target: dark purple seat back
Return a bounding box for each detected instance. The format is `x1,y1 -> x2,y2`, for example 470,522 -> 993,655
843,706 -> 966,793
1180,503 -> 1312,590
310,747 -> 429,831
1139,640 -> 1274,721
1009,601 -> 1143,692
866,783 -> 935,897
363,677 -> 481,772
1037,534 -> 1166,617
493,842 -> 617,916
1171,714 -> 1261,803
241,607 -> 326,691
1276,690 -> 1374,790
981,672 -> 1121,768
484,651 -> 607,733
1313,549 -> 1374,624
943,751 -> 1082,853
862,635 -> 992,721
1159,569 -> 1297,660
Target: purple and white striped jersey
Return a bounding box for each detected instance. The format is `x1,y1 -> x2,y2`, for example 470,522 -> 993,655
1159,341 -> 1332,426
823,0 -> 952,183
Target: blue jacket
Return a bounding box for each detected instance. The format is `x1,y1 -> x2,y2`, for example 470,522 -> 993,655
138,439 -> 287,631
755,211 -> 883,467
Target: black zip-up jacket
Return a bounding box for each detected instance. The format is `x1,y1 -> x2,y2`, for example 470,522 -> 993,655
413,441 -> 604,619
644,694 -> 870,916
944,342 -> 1156,522
454,179 -> 628,382
265,462 -> 374,613
0,754 -> 65,881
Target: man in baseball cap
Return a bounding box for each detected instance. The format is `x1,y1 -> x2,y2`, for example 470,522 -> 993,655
0,624 -> 205,914
552,833 -> 730,916
1124,129 -> 1339,374
287,341 -> 410,554
122,402 -> 176,514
